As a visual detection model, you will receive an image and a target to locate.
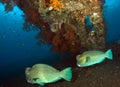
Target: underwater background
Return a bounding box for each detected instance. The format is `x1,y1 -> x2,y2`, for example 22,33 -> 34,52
0,0 -> 120,86
0,2 -> 61,82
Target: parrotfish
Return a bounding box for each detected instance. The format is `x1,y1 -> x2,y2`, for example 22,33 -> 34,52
25,64 -> 72,86
76,49 -> 113,67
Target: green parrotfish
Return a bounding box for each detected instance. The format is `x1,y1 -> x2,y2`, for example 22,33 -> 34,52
76,49 -> 113,67
25,64 -> 72,86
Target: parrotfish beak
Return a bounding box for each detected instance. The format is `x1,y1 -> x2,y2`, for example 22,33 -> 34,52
77,63 -> 81,67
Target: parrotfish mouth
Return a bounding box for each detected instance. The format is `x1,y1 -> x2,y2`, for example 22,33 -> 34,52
77,64 -> 81,67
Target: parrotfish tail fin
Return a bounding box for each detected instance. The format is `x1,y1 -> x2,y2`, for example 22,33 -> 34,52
105,49 -> 113,60
60,67 -> 72,81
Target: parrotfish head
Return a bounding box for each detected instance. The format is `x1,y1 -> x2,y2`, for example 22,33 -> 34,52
76,55 -> 81,67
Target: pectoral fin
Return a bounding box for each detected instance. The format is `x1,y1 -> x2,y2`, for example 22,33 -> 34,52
39,82 -> 45,86
32,78 -> 45,86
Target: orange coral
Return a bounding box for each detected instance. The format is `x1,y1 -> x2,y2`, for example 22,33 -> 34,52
90,0 -> 98,3
48,0 -> 64,11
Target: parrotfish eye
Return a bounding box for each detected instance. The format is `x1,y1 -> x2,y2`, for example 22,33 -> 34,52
85,56 -> 90,62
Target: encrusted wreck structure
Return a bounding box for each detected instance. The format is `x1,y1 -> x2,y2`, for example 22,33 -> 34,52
0,0 -> 106,53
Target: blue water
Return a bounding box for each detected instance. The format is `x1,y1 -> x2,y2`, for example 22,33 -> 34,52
0,0 -> 120,83
0,3 -> 60,82
103,0 -> 120,43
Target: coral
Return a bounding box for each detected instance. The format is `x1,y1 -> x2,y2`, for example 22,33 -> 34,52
1,0 -> 10,3
52,23 -> 81,53
1,0 -> 106,53
40,29 -> 55,43
48,0 -> 64,11
90,0 -> 98,3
